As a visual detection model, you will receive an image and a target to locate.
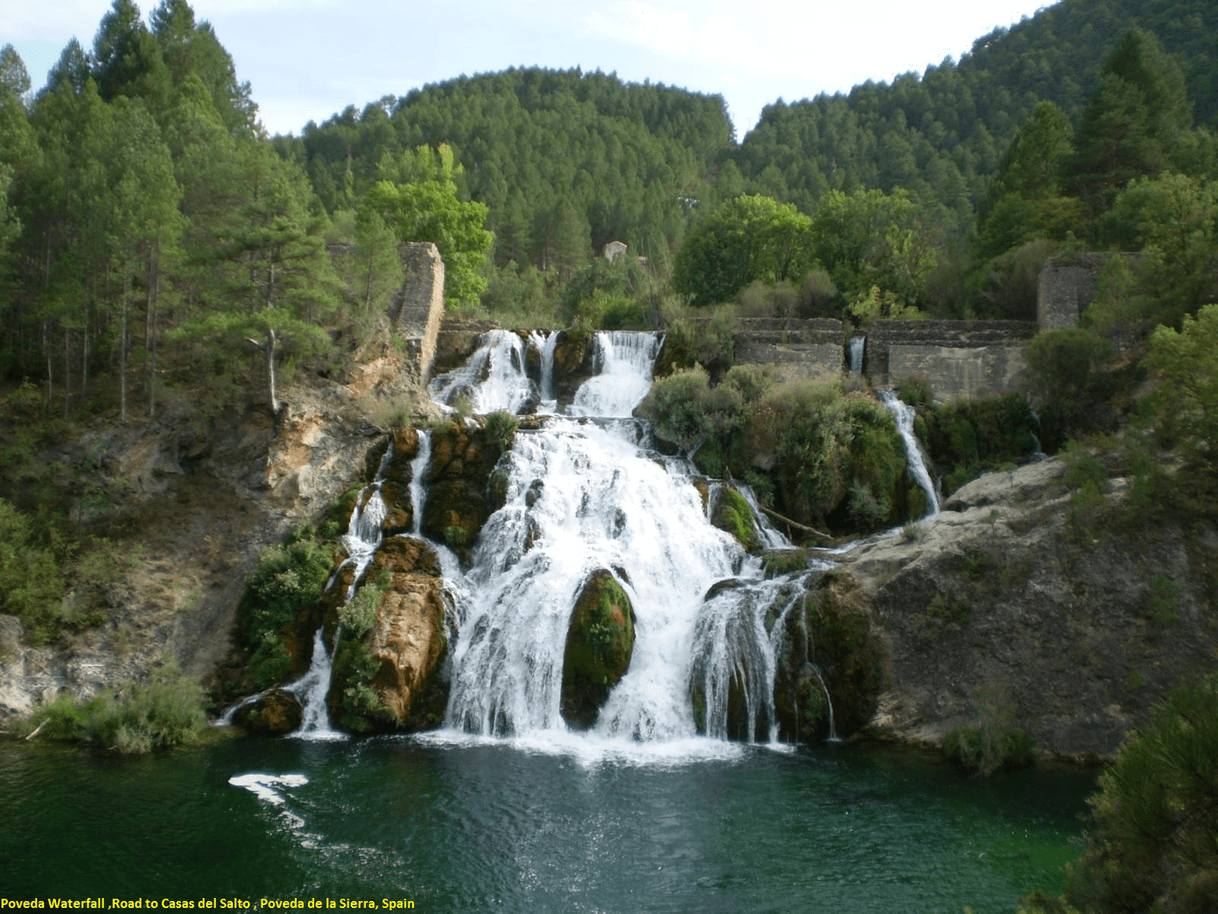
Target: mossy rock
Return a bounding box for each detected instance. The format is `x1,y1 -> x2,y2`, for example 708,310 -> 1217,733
773,571 -> 886,743
232,688 -> 303,735
328,538 -> 449,734
561,570 -> 636,729
712,486 -> 761,551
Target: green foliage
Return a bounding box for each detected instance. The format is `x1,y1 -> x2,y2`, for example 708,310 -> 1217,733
365,144 -> 494,310
897,376 -> 933,407
943,683 -> 1035,776
483,410 -> 519,454
658,300 -> 738,373
809,188 -> 938,308
925,592 -> 969,628
19,659 -> 207,753
1067,28 -> 1195,218
672,194 -> 815,307
1146,304 -> 1218,485
1144,574 -> 1181,624
339,580 -> 383,640
443,525 -> 471,547
331,639 -> 389,733
239,526 -> 332,689
1025,328 -> 1115,435
0,497 -> 68,645
1061,673 -> 1218,912
1061,443 -> 1113,539
922,392 -> 1044,495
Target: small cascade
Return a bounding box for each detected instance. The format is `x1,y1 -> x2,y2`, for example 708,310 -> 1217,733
409,430 -> 431,535
1028,408 -> 1047,461
808,664 -> 840,742
736,485 -> 795,551
286,439 -> 399,739
568,331 -> 663,418
528,330 -> 559,410
848,336 -> 866,375
687,578 -> 806,742
287,627 -> 346,741
878,389 -> 939,517
429,330 -> 538,415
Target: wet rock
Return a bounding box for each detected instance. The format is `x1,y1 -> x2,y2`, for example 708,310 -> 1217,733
561,570 -> 636,729
552,330 -> 597,407
773,572 -> 886,743
365,538 -> 448,730
232,688 -> 303,735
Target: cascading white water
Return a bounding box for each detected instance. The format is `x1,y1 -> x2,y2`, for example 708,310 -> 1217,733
528,330 -> 559,410
878,389 -> 939,517
848,336 -> 866,374
286,441 -> 399,740
409,430 -> 431,535
568,331 -> 664,418
429,329 -> 539,415
444,420 -> 747,739
433,330 -> 820,747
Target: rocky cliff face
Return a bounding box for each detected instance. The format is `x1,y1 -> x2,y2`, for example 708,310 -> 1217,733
836,457 -> 1218,759
0,349 -> 436,722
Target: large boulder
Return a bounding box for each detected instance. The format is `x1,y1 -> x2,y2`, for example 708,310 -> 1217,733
561,570 -> 636,729
551,330 -> 597,408
773,571 -> 886,743
232,688 -> 303,735
328,536 -> 449,732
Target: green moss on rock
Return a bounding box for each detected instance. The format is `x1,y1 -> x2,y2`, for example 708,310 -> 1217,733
561,570 -> 636,729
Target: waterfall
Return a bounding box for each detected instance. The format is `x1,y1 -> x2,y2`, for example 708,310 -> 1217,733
286,627 -> 346,741
529,330 -> 559,410
428,329 -> 831,746
409,430 -> 430,535
270,329 -> 856,748
429,329 -> 538,415
286,440 -> 399,740
878,389 -> 939,517
848,336 -> 866,374
568,331 -> 664,418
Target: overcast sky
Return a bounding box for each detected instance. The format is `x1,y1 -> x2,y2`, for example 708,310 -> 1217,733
5,0 -> 1059,138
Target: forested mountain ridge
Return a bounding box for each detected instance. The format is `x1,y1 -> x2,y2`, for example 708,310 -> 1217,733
288,67 -> 733,270
729,0 -> 1218,223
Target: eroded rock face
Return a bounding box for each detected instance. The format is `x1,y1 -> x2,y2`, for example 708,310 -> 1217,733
551,330 -> 597,407
420,423 -> 503,558
232,688 -> 303,735
561,570 -> 635,729
773,572 -> 886,743
841,456 -> 1218,759
364,537 -> 448,730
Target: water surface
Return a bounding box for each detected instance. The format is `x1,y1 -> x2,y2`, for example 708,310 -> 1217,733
0,736 -> 1091,912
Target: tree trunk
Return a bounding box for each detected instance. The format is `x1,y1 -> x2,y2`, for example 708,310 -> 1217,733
120,278 -> 129,424
265,326 -> 280,417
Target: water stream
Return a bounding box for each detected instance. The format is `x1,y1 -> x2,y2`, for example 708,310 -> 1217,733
284,332 -> 954,749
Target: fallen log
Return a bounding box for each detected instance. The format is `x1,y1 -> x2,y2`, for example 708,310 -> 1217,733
758,504 -> 830,541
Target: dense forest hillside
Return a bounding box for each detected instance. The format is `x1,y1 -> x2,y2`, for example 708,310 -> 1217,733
288,68 -> 733,270
730,0 -> 1218,222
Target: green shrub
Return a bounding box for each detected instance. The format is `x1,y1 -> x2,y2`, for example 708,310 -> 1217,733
1025,327 -> 1114,435
943,683 -> 1034,776
944,723 -> 1036,777
897,376 -> 934,407
1060,674 -> 1218,912
484,410 -> 519,453
444,525 -> 471,547
238,526 -> 333,688
19,660 -> 207,753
